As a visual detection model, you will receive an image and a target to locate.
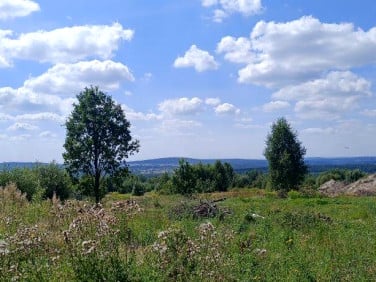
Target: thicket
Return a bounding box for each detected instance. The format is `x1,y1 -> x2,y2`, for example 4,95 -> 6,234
0,161 -> 369,201
315,168 -> 366,187
169,159 -> 235,195
0,162 -> 72,201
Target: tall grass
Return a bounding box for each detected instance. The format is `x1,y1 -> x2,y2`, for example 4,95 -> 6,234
1,185 -> 375,281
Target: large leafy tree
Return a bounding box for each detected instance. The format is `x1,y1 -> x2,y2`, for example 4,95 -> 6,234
264,117 -> 307,193
63,86 -> 139,202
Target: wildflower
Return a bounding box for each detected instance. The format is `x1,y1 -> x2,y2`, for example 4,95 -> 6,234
0,239 -> 9,255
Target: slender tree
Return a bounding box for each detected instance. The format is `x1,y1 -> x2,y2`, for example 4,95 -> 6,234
264,117 -> 307,193
63,86 -> 139,202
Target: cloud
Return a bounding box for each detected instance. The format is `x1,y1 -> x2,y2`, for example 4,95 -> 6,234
362,109 -> 376,117
7,122 -> 38,131
0,0 -> 40,20
295,97 -> 360,120
218,16 -> 376,87
24,60 -> 134,96
122,105 -> 162,121
272,71 -> 371,119
262,100 -> 290,112
0,23 -> 134,66
158,97 -> 204,115
39,131 -> 57,138
202,0 -> 218,7
141,72 -> 153,82
273,71 -> 371,100
0,113 -> 13,121
0,86 -> 75,116
202,0 -> 263,22
174,45 -> 218,72
302,127 -> 336,134
159,119 -> 202,133
9,134 -> 32,141
215,103 -> 240,115
0,60 -> 133,118
15,112 -> 65,122
217,36 -> 253,64
212,9 -> 228,23
205,97 -> 221,106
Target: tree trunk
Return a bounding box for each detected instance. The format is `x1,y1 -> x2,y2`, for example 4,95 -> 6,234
94,171 -> 100,203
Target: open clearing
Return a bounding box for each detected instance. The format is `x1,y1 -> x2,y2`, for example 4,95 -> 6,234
1,187 -> 376,281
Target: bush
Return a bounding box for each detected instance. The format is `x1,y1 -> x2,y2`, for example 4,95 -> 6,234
287,190 -> 302,199
36,162 -> 72,200
0,167 -> 40,200
132,182 -> 145,196
316,169 -> 366,187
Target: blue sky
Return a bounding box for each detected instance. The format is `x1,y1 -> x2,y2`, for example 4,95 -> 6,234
1,0 -> 376,162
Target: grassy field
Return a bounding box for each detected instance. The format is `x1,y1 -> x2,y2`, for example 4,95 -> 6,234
1,185 -> 376,281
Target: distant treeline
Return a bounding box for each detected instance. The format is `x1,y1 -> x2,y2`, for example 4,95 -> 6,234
0,159 -> 370,200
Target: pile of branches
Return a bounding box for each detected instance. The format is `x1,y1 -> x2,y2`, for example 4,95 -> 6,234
169,198 -> 231,220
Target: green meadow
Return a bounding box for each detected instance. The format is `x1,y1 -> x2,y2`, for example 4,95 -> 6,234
1,186 -> 375,281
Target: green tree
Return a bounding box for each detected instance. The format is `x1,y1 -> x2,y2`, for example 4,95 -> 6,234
264,117 -> 307,193
63,86 -> 139,203
172,159 -> 196,195
36,162 -> 72,200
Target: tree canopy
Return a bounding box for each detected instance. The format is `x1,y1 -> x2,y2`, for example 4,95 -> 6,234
264,117 -> 307,193
63,86 -> 139,202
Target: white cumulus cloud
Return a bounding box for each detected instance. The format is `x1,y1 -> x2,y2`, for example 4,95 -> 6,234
202,0 -> 263,22
215,103 -> 240,115
262,100 -> 290,112
0,0 -> 40,20
0,59 -> 133,118
217,36 -> 253,64
158,97 -> 204,115
218,16 -> 376,87
272,71 -> 371,120
7,122 -> 38,131
122,105 -> 162,121
0,23 -> 134,66
205,97 -> 221,106
24,60 -> 134,96
174,45 -> 218,72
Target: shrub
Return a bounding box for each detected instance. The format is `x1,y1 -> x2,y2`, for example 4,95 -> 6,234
132,182 -> 145,196
287,190 -> 302,199
36,163 -> 72,200
0,168 -> 40,200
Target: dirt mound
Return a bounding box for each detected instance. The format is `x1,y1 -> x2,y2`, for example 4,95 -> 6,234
318,174 -> 376,197
318,179 -> 347,197
344,174 -> 376,196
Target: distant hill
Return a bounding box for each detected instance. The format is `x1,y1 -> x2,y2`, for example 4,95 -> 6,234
0,162 -> 47,170
127,156 -> 376,175
1,156 -> 376,175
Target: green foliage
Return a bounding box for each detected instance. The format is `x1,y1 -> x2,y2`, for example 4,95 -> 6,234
35,162 -> 72,200
264,117 -> 307,192
171,159 -> 197,195
63,86 -> 139,203
316,168 -> 366,187
171,159 -> 234,195
132,182 -> 145,196
0,163 -> 72,201
0,167 -> 40,200
233,170 -> 267,188
287,190 -> 303,199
